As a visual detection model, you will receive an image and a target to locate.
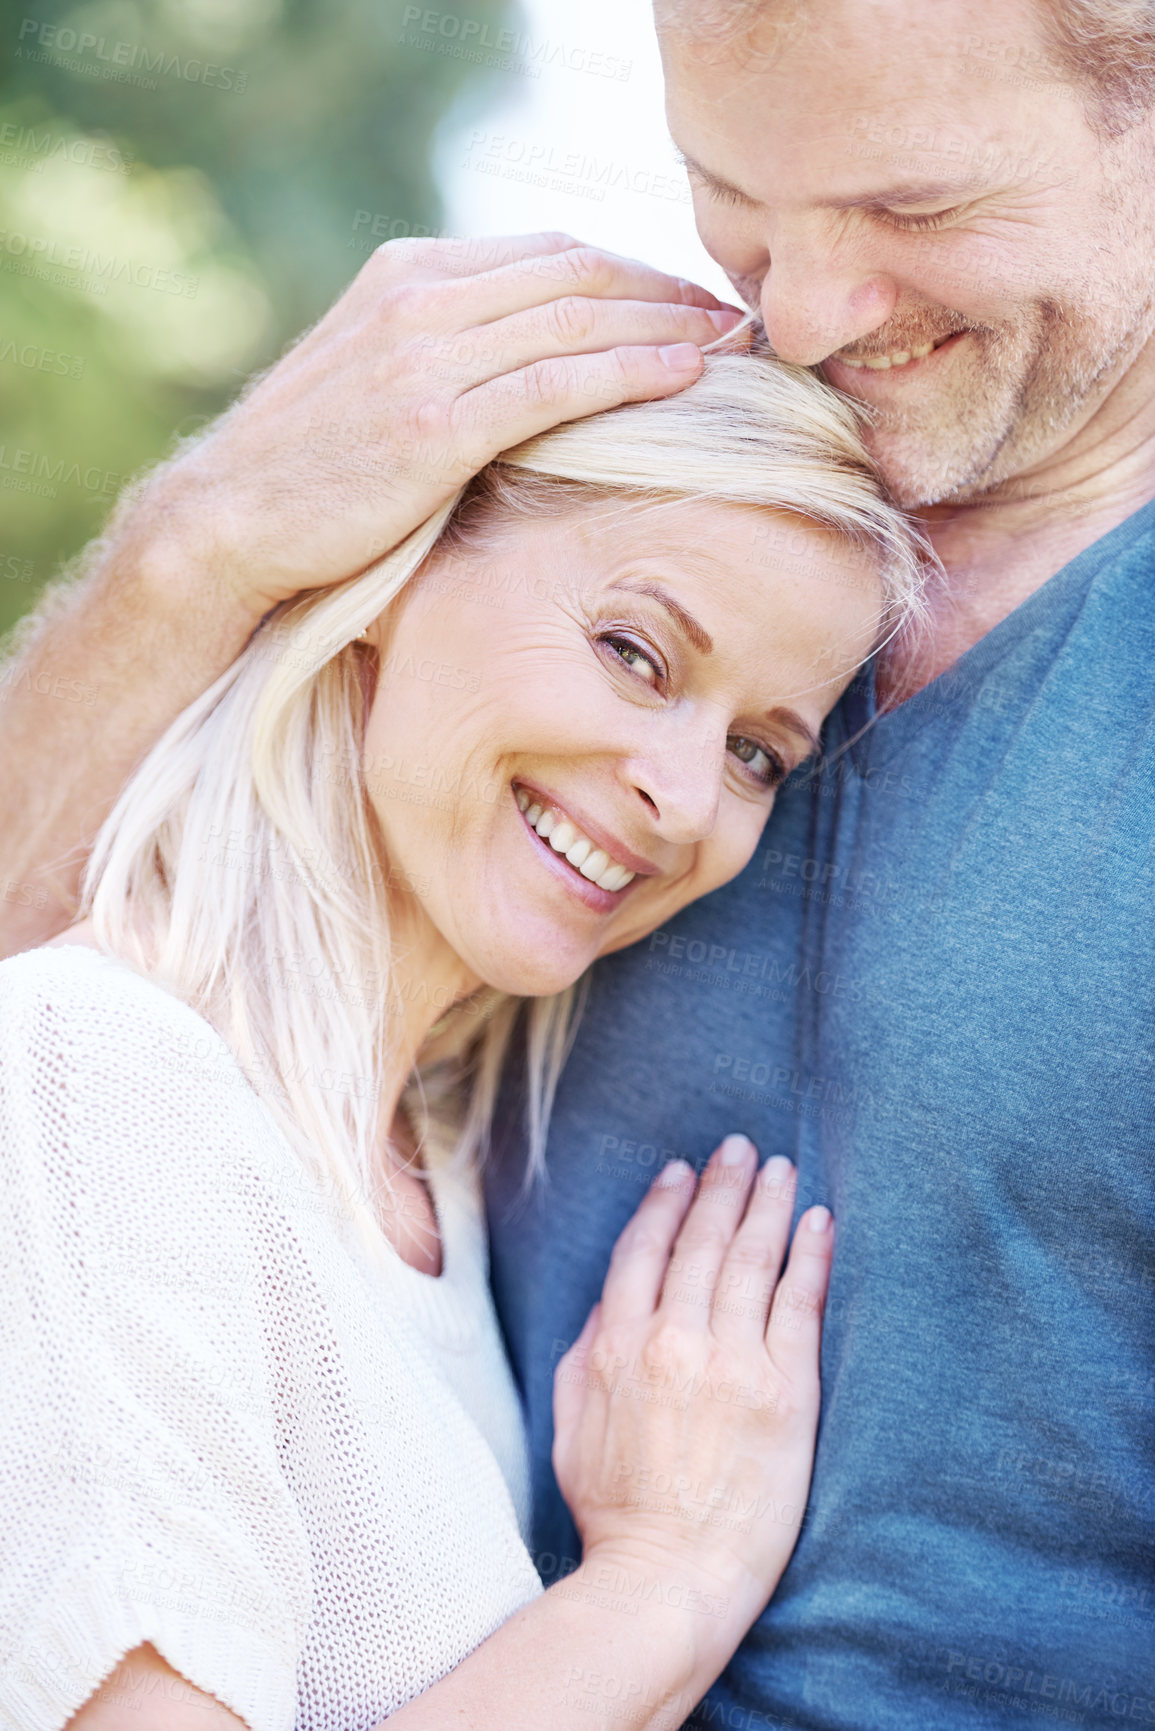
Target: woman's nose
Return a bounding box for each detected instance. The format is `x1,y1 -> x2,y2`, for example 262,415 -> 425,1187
625,727 -> 725,846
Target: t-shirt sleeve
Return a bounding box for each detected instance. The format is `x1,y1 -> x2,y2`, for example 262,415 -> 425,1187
0,955 -> 312,1731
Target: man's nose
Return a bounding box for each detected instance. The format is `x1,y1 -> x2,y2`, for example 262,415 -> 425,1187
757,226 -> 898,366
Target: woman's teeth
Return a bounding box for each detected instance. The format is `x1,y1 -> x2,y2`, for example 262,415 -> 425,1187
515,787 -> 636,894
838,337 -> 941,370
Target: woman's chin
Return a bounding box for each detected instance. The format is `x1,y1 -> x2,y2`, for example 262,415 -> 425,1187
463,932 -> 595,1001
483,961 -> 590,999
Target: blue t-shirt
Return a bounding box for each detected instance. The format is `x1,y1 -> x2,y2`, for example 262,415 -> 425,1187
485,500 -> 1155,1730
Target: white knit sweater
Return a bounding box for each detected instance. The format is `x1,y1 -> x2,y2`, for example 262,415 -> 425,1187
0,944 -> 543,1731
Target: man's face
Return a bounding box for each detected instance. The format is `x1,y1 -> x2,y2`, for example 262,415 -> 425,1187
660,0 -> 1155,508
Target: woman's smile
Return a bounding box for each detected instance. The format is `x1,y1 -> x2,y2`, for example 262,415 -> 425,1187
513,781 -> 649,911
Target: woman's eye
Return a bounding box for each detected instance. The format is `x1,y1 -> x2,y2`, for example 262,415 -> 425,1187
728,733 -> 786,788
603,634 -> 662,686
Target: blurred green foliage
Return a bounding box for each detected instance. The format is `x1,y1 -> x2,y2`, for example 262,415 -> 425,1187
0,0 -> 517,635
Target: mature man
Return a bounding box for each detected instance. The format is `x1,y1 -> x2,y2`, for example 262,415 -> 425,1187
485,3 -> 1155,1726
2,0 -> 1153,1726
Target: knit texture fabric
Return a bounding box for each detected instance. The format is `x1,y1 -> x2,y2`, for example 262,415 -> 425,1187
0,944 -> 542,1731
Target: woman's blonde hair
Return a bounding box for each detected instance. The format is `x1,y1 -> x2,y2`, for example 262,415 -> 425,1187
82,350 -> 925,1233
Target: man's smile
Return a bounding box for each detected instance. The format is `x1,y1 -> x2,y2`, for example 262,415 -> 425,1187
834,329 -> 966,370
830,330 -> 968,373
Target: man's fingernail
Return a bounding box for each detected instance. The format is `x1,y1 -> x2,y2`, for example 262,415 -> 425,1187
656,1158 -> 694,1187
719,1133 -> 755,1166
659,342 -> 701,371
807,1205 -> 833,1232
708,308 -> 746,330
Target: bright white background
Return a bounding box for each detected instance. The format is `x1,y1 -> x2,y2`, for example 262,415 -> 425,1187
433,0 -> 733,298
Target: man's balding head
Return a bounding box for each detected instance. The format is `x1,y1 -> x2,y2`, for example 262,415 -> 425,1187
658,0 -> 1155,134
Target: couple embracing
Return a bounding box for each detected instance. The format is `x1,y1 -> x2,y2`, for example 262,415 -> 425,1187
1,2 -> 1153,1728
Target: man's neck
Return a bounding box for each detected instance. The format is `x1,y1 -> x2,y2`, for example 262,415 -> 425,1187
878,335 -> 1155,709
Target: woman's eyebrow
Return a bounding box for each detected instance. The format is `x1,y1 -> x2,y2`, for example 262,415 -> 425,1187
610,579 -> 715,655
610,579 -> 820,754
768,707 -> 820,757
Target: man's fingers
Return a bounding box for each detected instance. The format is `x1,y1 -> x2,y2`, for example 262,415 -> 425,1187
441,297 -> 739,388
352,235 -> 736,332
710,1156 -> 798,1344
765,1206 -> 834,1378
364,229 -> 584,288
452,342 -> 707,467
457,243 -> 740,328
597,1161 -> 697,1327
287,233 -> 586,358
658,1136 -> 758,1326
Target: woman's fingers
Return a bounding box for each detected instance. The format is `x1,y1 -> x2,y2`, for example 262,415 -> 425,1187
596,1161 -> 697,1327
765,1206 -> 834,1379
709,1156 -> 798,1344
552,1300 -> 600,1445
657,1135 -> 759,1327
553,1141 -> 832,1618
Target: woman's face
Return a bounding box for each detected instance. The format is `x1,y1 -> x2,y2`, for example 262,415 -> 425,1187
362,497 -> 883,998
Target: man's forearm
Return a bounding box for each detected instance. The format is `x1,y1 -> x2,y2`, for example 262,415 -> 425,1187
0,480 -> 263,958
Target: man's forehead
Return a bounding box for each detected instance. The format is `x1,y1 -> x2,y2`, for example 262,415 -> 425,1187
659,0 -> 1061,113
663,2 -> 1070,208
657,0 -> 1050,53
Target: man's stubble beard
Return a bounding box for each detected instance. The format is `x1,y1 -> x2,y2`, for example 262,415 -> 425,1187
865,290 -> 1155,512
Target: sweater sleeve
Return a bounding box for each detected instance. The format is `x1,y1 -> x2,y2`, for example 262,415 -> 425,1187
0,950 -> 312,1731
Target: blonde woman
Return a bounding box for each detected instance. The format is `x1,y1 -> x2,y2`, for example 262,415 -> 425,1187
0,352 -> 923,1731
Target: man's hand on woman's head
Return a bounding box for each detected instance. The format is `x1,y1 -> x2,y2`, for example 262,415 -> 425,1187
156,233 -> 743,623
0,232 -> 738,957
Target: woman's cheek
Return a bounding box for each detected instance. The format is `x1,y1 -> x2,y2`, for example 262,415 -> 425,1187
703,801 -> 773,896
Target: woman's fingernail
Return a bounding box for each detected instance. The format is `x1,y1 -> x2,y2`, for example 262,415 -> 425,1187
659,342 -> 701,371
807,1205 -> 833,1232
656,1158 -> 694,1187
761,1155 -> 795,1189
719,1133 -> 755,1166
708,308 -> 746,330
